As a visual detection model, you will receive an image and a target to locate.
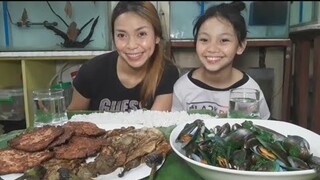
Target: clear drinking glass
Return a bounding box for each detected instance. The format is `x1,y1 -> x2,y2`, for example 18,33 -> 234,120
228,88 -> 260,119
32,89 -> 68,127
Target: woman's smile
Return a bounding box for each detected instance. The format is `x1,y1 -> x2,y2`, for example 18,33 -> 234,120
205,56 -> 221,64
126,52 -> 144,61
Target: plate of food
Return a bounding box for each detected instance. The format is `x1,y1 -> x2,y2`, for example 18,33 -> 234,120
0,121 -> 170,180
170,118 -> 320,180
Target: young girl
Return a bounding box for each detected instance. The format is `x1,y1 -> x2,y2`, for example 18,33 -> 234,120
171,1 -> 270,119
68,1 -> 179,112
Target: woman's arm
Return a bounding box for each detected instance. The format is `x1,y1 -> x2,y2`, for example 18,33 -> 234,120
151,94 -> 173,111
67,88 -> 90,111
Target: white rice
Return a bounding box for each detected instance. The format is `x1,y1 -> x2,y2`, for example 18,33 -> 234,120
69,110 -> 215,127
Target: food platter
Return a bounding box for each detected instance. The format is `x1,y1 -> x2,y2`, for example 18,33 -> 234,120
0,123 -> 165,180
170,118 -> 320,180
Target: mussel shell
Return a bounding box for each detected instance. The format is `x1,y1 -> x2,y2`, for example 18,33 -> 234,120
224,128 -> 255,149
244,137 -> 261,150
307,155 -> 320,172
213,123 -> 231,138
282,135 -> 311,161
286,156 -> 310,170
212,125 -> 221,135
176,119 -> 204,141
231,123 -> 242,131
251,145 -> 277,161
255,124 -> 286,141
231,149 -> 249,170
256,136 -> 290,167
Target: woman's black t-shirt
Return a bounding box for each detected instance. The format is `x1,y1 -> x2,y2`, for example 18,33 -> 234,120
73,51 -> 179,111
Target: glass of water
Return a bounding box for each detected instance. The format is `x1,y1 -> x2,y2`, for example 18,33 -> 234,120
228,88 -> 260,119
32,89 -> 68,127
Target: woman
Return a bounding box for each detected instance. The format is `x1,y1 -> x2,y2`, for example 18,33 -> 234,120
171,1 -> 270,119
68,1 -> 179,112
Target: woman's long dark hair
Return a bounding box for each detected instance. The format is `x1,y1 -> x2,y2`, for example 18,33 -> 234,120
111,1 -> 167,108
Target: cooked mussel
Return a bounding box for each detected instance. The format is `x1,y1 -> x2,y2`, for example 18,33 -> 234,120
176,119 -> 320,173
256,136 -> 290,167
176,119 -> 206,144
282,135 -> 311,161
213,123 -> 231,138
176,119 -> 209,156
254,124 -> 286,141
224,128 -> 255,150
230,149 -> 250,170
306,155 -> 320,174
286,156 -> 310,170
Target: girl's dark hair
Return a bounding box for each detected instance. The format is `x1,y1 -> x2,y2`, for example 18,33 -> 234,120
111,1 -> 167,108
193,1 -> 247,46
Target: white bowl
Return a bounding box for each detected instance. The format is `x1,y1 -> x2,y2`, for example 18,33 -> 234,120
170,118 -> 320,180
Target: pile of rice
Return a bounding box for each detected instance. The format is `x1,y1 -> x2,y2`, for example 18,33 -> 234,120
69,110 -> 215,127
